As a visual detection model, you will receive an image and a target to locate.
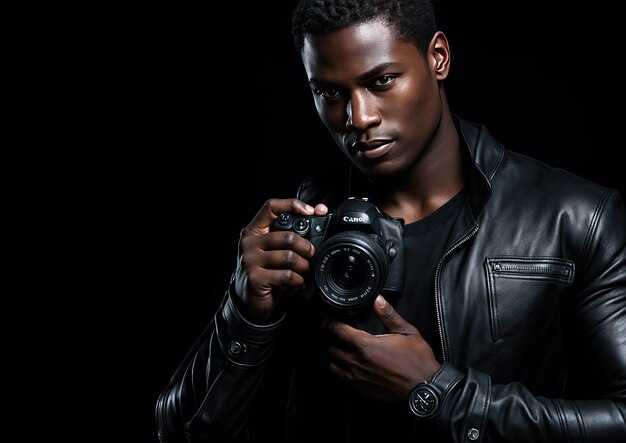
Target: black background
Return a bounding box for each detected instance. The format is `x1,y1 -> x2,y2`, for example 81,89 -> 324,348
108,2 -> 624,441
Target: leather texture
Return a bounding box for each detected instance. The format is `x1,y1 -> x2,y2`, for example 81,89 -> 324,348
155,116 -> 626,442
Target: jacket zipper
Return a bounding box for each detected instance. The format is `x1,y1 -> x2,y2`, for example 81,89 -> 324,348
491,262 -> 571,277
434,224 -> 479,362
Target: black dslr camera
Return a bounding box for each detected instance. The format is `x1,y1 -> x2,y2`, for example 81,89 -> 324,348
272,197 -> 405,313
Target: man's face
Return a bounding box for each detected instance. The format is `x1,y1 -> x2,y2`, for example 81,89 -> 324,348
302,19 -> 443,178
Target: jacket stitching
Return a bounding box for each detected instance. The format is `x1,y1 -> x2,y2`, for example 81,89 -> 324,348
476,377 -> 491,443
485,259 -> 499,341
582,190 -> 611,264
552,399 -> 571,442
486,143 -> 505,181
570,400 -> 587,442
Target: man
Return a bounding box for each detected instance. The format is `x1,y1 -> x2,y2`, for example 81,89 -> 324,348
156,1 -> 626,441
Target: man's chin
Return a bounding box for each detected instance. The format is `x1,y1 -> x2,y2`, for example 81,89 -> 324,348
354,160 -> 406,182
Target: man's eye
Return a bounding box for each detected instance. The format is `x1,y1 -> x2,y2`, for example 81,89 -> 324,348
314,89 -> 341,99
372,75 -> 397,88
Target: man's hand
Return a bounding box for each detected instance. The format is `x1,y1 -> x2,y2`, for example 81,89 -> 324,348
325,295 -> 442,403
234,198 -> 328,322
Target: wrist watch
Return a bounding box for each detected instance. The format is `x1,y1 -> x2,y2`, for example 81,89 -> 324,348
408,381 -> 442,419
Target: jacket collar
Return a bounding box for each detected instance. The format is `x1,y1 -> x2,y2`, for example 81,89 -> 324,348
453,114 -> 503,221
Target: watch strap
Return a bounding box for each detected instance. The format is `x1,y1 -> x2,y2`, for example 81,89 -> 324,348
431,362 -> 465,395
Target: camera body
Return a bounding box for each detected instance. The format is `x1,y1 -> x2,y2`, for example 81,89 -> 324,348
272,197 -> 405,313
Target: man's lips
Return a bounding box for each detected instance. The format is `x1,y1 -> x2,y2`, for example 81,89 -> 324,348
351,139 -> 395,160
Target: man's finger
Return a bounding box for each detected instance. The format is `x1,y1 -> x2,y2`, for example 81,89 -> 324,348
246,198 -> 315,235
373,295 -> 417,335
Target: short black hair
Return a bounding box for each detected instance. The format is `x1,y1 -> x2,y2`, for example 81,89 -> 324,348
292,0 -> 438,56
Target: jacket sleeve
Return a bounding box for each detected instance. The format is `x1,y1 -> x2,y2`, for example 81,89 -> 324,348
432,190 -> 626,442
155,280 -> 286,442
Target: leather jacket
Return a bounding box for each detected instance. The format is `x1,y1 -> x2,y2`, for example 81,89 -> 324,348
156,116 -> 626,442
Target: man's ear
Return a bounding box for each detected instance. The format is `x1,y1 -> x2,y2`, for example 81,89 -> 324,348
429,31 -> 451,80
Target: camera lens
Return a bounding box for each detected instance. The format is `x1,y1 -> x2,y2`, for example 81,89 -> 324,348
330,254 -> 367,290
314,231 -> 389,311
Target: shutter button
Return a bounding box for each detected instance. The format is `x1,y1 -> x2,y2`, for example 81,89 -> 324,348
467,428 -> 479,441
229,340 -> 246,357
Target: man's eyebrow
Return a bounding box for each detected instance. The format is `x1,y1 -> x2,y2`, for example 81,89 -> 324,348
355,62 -> 398,82
309,62 -> 400,87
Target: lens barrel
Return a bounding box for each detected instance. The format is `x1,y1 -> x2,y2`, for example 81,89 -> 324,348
314,230 -> 389,310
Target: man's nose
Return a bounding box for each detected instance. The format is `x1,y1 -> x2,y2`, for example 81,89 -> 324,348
345,90 -> 381,131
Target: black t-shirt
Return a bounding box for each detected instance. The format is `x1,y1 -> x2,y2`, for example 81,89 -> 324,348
397,189 -> 468,362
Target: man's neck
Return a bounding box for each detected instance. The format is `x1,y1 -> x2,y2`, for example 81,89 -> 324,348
371,110 -> 464,224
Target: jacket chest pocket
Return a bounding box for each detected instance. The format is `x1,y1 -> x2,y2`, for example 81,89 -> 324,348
484,256 -> 575,342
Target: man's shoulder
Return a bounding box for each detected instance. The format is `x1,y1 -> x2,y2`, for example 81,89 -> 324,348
496,148 -> 621,212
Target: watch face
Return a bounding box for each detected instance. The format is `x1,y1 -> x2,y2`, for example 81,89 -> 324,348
409,383 -> 440,419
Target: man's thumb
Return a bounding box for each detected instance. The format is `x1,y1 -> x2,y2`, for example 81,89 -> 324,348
373,295 -> 413,334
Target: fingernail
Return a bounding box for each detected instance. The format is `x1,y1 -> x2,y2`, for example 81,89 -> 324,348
376,295 -> 386,307
305,204 -> 314,213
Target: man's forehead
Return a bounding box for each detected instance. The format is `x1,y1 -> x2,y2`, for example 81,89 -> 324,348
302,19 -> 396,55
302,21 -> 418,80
